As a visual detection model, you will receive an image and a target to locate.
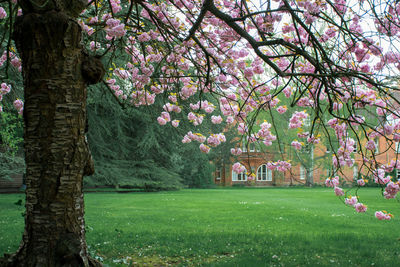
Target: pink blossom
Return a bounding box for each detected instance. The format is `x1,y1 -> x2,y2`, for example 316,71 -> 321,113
207,135 -> 221,147
345,196 -> 358,206
106,18 -> 126,38
354,203 -> 367,213
375,211 -> 392,220
243,67 -> 254,79
0,7 -> 7,19
356,179 -> 365,186
182,135 -> 191,143
226,116 -> 234,124
188,112 -> 197,121
291,140 -> 302,150
171,120 -> 179,128
230,148 -> 242,156
204,106 -> 215,113
160,111 -> 171,122
383,182 -> 400,199
232,162 -> 246,174
0,83 -> 11,95
157,117 -> 167,125
199,144 -> 210,153
138,32 -> 151,42
325,176 -> 340,187
110,0 -> 122,13
334,186 -> 344,196
365,140 -> 376,151
211,115 -> 223,124
237,123 -> 247,135
13,99 -> 23,115
373,168 -> 391,184
276,105 -> 287,114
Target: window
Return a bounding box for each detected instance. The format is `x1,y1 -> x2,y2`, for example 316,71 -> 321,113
353,165 -> 358,180
232,167 -> 247,181
242,142 -> 256,152
249,143 -> 256,152
396,142 -> 400,153
300,166 -> 305,180
215,168 -> 221,181
257,164 -> 272,181
374,138 -> 379,153
397,170 -> 400,180
353,142 -> 357,153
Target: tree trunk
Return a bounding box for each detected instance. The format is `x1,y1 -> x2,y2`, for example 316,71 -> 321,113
1,2 -> 103,266
305,167 -> 313,187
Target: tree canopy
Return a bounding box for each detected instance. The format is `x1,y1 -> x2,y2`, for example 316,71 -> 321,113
1,0 -> 400,265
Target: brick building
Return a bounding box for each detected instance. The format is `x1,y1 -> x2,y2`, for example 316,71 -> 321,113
214,134 -> 399,186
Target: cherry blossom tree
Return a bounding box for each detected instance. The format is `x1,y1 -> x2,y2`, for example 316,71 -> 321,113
1,0 -> 400,265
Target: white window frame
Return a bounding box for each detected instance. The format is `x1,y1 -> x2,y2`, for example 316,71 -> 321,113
257,164 -> 272,181
300,165 -> 305,180
353,165 -> 358,180
396,142 -> 400,153
249,143 -> 256,152
215,168 -> 221,181
374,138 -> 379,153
242,142 -> 256,153
397,170 -> 400,180
242,142 -> 247,153
232,167 -> 247,181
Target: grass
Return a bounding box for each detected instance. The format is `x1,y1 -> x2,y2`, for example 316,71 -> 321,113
0,187 -> 399,266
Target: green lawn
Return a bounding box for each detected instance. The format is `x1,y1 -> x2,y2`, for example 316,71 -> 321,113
1,188 -> 399,266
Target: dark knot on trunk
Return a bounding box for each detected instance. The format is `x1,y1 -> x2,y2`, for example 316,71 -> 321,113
81,54 -> 105,85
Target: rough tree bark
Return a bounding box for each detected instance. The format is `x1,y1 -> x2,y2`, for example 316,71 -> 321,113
1,0 -> 104,266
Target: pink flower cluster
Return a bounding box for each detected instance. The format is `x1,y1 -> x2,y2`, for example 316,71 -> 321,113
373,169 -> 391,184
334,186 -> 344,196
0,83 -> 11,112
356,179 -> 365,186
276,105 -> 287,114
230,147 -> 242,156
375,211 -> 392,220
199,144 -> 210,153
0,51 -> 21,72
163,103 -> 182,113
182,132 -> 206,144
289,111 -> 308,129
325,176 -> 340,187
365,140 -> 376,151
110,0 -> 122,14
354,203 -> 367,213
266,160 -> 291,172
187,112 -> 204,126
13,99 -> 23,115
383,181 -> 400,199
211,115 -> 223,124
157,111 -> 171,125
0,7 -> 7,19
344,195 -> 367,213
291,140 -> 302,150
232,162 -> 246,174
105,18 -> 126,38
257,121 -> 276,146
345,196 -> 358,206
207,133 -> 226,147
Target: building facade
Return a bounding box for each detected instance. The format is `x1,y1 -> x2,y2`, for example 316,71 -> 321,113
214,135 -> 399,186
